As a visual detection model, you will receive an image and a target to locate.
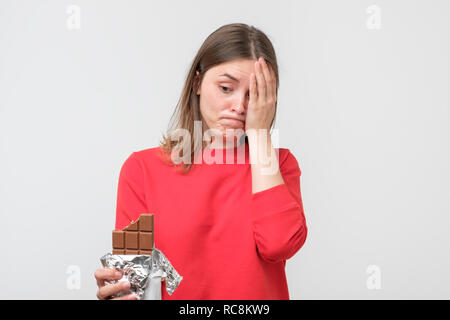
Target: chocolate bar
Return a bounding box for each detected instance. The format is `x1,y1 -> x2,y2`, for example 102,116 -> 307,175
112,214 -> 154,255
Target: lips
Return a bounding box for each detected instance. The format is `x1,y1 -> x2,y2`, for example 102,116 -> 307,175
223,117 -> 245,122
223,117 -> 245,127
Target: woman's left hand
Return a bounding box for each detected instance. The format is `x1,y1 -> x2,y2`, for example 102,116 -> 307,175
245,57 -> 277,134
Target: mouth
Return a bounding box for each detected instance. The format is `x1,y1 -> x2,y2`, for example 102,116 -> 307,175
223,117 -> 245,123
222,118 -> 245,127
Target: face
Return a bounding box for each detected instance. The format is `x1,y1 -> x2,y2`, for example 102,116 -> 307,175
195,58 -> 255,148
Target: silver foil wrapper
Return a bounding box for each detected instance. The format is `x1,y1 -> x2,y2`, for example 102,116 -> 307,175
100,247 -> 182,300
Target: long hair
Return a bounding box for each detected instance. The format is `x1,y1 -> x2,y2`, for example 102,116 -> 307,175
159,23 -> 280,174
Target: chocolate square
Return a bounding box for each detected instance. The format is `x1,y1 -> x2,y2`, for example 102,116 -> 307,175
112,230 -> 125,249
125,232 -> 139,249
139,232 -> 153,250
139,214 -> 153,231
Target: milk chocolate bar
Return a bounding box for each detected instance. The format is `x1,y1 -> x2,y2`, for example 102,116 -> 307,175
112,213 -> 154,255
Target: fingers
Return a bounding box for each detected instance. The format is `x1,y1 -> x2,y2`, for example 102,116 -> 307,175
254,57 -> 277,103
259,58 -> 276,102
250,72 -> 257,102
254,59 -> 266,100
262,59 -> 277,102
111,293 -> 138,300
97,281 -> 131,300
94,267 -> 123,288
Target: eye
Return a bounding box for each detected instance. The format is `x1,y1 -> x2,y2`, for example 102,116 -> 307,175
219,85 -> 250,98
219,86 -> 232,93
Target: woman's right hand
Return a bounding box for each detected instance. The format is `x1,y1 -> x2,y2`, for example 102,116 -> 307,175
95,267 -> 137,300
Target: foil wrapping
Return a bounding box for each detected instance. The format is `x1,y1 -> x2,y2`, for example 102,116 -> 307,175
100,247 -> 182,300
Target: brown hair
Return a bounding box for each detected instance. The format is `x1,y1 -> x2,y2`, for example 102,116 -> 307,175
158,23 -> 280,174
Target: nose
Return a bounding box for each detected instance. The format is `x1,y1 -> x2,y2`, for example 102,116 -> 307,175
231,94 -> 248,114
231,104 -> 245,114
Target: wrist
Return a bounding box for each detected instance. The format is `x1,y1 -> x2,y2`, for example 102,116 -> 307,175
246,128 -> 271,144
247,129 -> 274,165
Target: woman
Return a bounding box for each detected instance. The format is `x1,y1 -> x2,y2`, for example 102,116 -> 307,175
95,23 -> 308,300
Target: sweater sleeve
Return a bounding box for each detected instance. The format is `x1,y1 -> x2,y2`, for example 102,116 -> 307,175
115,152 -> 148,230
250,149 -> 308,263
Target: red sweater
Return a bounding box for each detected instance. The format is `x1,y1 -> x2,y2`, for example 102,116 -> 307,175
114,141 -> 308,300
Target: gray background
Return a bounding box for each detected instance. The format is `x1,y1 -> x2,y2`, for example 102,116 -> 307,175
1,0 -> 449,299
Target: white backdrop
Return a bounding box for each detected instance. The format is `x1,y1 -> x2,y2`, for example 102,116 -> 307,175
1,0 -> 449,299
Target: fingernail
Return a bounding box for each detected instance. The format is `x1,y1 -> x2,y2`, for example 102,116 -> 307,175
122,281 -> 130,289
115,271 -> 122,277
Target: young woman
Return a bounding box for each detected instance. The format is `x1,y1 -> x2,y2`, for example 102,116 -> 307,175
95,23 -> 308,300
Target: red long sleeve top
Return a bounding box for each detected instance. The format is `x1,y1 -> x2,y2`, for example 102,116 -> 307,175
115,141 -> 308,300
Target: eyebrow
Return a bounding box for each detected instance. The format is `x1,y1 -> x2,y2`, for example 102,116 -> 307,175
218,73 -> 240,82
